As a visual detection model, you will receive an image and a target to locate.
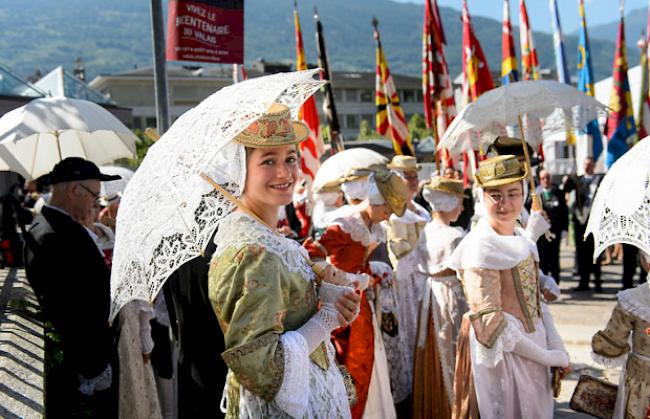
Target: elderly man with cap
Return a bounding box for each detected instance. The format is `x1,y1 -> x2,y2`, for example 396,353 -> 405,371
24,157 -> 121,417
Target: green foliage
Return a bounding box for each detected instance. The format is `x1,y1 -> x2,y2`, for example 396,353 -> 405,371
121,129 -> 155,169
408,113 -> 433,141
357,119 -> 378,140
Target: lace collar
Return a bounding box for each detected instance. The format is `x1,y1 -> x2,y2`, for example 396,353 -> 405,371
447,217 -> 539,271
214,212 -> 315,281
617,284 -> 650,323
331,209 -> 386,246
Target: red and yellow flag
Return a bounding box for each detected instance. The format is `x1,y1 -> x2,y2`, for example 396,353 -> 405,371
519,0 -> 540,80
461,0 -> 493,186
422,0 -> 456,167
294,6 -> 324,183
462,0 -> 494,103
374,19 -> 414,156
501,0 -> 518,84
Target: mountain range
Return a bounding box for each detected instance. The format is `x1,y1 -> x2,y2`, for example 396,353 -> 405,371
0,0 -> 640,84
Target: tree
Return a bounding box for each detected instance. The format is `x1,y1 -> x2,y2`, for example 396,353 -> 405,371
357,119 -> 378,140
408,113 -> 433,142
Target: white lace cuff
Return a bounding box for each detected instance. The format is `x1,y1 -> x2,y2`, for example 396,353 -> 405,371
275,331 -> 310,418
138,304 -> 155,355
525,211 -> 551,242
590,351 -> 627,368
78,364 -> 112,395
473,315 -> 523,368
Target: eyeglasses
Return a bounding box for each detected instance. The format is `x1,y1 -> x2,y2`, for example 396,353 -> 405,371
78,184 -> 102,203
485,191 -> 523,204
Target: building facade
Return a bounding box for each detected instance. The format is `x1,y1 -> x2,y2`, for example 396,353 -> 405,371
89,60 -> 424,139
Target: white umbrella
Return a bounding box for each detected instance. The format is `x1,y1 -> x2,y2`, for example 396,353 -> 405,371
438,80 -> 607,209
585,138 -> 650,258
312,147 -> 388,192
99,165 -> 134,200
109,69 -> 323,321
0,97 -> 137,180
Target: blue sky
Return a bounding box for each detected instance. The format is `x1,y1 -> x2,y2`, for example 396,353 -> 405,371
394,0 -> 648,35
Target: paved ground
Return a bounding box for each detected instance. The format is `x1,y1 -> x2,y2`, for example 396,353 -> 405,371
551,242 -> 647,418
0,241 -> 645,418
0,268 -> 44,419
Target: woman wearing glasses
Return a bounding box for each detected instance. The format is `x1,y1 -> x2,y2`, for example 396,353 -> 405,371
449,155 -> 570,419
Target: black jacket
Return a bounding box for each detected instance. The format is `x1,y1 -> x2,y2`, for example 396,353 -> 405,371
25,205 -> 113,379
527,185 -> 568,235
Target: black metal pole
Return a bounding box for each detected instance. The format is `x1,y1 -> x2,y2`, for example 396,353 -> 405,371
150,0 -> 171,135
314,7 -> 344,153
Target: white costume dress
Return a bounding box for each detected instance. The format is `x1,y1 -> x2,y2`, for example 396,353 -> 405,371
449,217 -> 568,419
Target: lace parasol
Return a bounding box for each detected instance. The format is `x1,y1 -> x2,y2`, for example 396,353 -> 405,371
438,80 -> 608,156
109,69 -> 324,321
585,138 -> 650,259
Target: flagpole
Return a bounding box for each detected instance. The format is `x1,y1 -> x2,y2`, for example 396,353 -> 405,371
150,0 -> 171,135
314,7 -> 344,154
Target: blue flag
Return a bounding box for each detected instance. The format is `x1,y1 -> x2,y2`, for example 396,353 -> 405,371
550,0 -> 569,84
577,0 -> 603,160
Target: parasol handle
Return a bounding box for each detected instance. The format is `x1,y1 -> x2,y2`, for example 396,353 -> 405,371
517,115 -> 542,212
198,171 -> 327,280
144,127 -> 161,142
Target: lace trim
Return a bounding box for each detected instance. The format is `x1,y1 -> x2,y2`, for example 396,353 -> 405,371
331,211 -> 386,246
590,351 -> 628,368
78,364 -> 113,395
275,331 -> 310,418
473,314 -> 524,369
617,286 -> 650,323
214,212 -> 315,282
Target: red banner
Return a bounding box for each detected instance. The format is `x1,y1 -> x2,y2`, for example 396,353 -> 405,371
166,0 -> 244,64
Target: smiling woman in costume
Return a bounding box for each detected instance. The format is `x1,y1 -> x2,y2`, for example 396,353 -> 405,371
208,103 -> 360,418
450,155 -> 570,419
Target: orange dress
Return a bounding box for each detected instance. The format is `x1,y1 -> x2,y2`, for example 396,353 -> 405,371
305,209 -> 394,419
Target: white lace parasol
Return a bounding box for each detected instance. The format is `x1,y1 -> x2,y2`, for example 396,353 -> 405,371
438,80 -> 608,156
312,147 -> 388,192
585,138 -> 650,259
109,69 -> 324,321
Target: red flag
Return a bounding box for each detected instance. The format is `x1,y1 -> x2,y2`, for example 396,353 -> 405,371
461,0 -> 493,185
422,0 -> 456,168
462,0 -> 494,103
637,8 -> 650,140
294,6 -> 324,183
604,9 -> 635,167
519,0 -> 540,80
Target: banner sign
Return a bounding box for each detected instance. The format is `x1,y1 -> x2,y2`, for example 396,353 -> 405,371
166,0 -> 244,64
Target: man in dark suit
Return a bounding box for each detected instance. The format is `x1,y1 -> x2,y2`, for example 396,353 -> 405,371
24,158 -> 121,417
564,157 -> 603,292
533,169 -> 568,284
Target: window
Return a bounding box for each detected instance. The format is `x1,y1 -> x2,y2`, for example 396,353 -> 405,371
344,89 -> 359,102
333,88 -> 343,101
402,89 -> 416,102
360,89 -> 373,102
346,114 -> 360,129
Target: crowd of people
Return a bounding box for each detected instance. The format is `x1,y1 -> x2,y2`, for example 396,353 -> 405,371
2,102 -> 648,419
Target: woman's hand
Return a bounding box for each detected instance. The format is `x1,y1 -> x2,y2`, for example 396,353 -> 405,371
334,290 -> 361,325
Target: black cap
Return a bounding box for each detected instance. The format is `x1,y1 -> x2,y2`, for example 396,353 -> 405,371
46,157 -> 122,185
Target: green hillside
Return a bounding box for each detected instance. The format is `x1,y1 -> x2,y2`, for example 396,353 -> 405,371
0,0 -> 634,83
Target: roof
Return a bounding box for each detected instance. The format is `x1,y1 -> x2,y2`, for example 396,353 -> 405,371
0,64 -> 45,98
89,63 -> 422,88
35,66 -> 114,104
